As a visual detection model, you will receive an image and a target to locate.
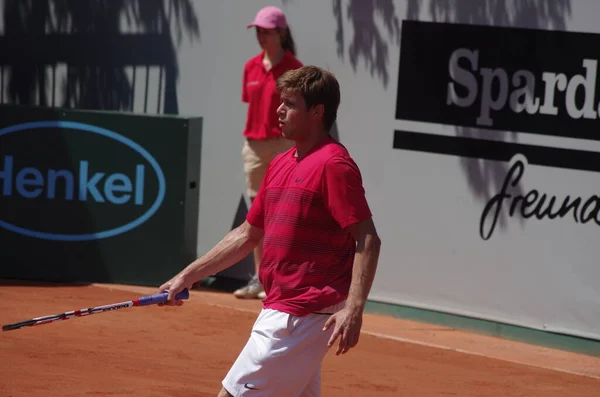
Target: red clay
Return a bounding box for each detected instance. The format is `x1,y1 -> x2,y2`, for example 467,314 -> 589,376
1,281 -> 598,396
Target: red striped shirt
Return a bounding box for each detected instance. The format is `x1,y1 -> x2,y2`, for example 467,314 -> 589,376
246,136 -> 372,316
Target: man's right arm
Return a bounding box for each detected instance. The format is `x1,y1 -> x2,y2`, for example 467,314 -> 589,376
159,220 -> 264,302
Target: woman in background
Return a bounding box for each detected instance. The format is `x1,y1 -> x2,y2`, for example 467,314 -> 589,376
234,6 -> 303,299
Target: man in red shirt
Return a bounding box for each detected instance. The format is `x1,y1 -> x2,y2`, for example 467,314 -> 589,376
159,66 -> 381,397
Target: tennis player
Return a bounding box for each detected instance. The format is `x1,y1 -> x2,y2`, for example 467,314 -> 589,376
159,65 -> 381,397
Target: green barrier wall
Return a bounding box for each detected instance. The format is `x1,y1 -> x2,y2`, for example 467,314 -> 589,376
0,105 -> 202,286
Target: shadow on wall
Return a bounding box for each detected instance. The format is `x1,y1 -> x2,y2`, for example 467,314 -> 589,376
0,0 -> 200,115
333,0 -> 401,89
404,0 -> 572,233
282,0 -> 400,89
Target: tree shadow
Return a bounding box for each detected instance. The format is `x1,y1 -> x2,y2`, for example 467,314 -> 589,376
283,0 -> 400,87
404,0 -> 572,234
0,0 -> 200,285
0,0 -> 200,115
334,0 -> 401,88
406,0 -> 571,31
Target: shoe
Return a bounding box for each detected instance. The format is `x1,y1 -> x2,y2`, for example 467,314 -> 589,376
233,276 -> 264,299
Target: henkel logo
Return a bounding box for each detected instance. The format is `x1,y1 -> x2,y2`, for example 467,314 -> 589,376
0,156 -> 146,204
0,121 -> 166,241
395,21 -> 600,141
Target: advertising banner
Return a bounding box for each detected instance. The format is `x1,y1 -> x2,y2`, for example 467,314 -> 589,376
0,106 -> 202,286
388,20 -> 600,340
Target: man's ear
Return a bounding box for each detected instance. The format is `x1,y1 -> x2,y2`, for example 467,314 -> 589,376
311,104 -> 325,120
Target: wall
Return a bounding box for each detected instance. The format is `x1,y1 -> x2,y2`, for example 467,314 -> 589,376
0,0 -> 598,341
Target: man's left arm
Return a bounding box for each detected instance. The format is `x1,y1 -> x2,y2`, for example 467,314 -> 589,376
323,218 -> 381,355
320,156 -> 382,355
345,217 -> 381,314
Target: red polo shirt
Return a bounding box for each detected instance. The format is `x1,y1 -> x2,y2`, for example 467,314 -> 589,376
246,136 -> 373,316
242,50 -> 303,140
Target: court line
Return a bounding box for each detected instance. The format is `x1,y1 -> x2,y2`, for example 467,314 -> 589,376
176,301 -> 600,380
364,331 -> 600,380
92,284 -> 600,380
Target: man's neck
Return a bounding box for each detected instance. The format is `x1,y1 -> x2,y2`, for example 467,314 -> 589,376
295,130 -> 329,159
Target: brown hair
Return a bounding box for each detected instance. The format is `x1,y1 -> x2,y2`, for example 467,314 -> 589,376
278,27 -> 296,56
276,66 -> 340,131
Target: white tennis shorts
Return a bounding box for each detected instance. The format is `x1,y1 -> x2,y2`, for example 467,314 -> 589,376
222,302 -> 345,397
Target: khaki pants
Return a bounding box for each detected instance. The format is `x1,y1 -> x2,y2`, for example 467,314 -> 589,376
242,138 -> 294,199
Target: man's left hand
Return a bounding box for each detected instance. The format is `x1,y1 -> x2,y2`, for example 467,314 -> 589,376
322,306 -> 363,355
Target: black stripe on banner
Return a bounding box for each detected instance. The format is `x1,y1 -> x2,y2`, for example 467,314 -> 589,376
393,130 -> 600,173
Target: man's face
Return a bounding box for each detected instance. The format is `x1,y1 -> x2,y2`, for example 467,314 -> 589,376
277,90 -> 311,141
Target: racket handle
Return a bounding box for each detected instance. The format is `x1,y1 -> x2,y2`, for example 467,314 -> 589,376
137,288 -> 190,306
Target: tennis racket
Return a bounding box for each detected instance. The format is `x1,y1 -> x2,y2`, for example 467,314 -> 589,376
1,288 -> 190,331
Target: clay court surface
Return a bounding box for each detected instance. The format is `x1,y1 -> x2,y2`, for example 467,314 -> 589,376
1,280 -> 599,397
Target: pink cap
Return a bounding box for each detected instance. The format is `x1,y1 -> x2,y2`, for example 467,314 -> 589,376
247,6 -> 288,30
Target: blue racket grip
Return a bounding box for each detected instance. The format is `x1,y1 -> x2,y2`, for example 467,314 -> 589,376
137,288 -> 190,306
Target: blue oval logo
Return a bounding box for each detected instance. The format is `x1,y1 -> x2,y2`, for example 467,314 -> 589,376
0,121 -> 166,241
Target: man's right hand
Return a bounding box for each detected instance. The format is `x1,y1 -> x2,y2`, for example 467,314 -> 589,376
158,273 -> 193,306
